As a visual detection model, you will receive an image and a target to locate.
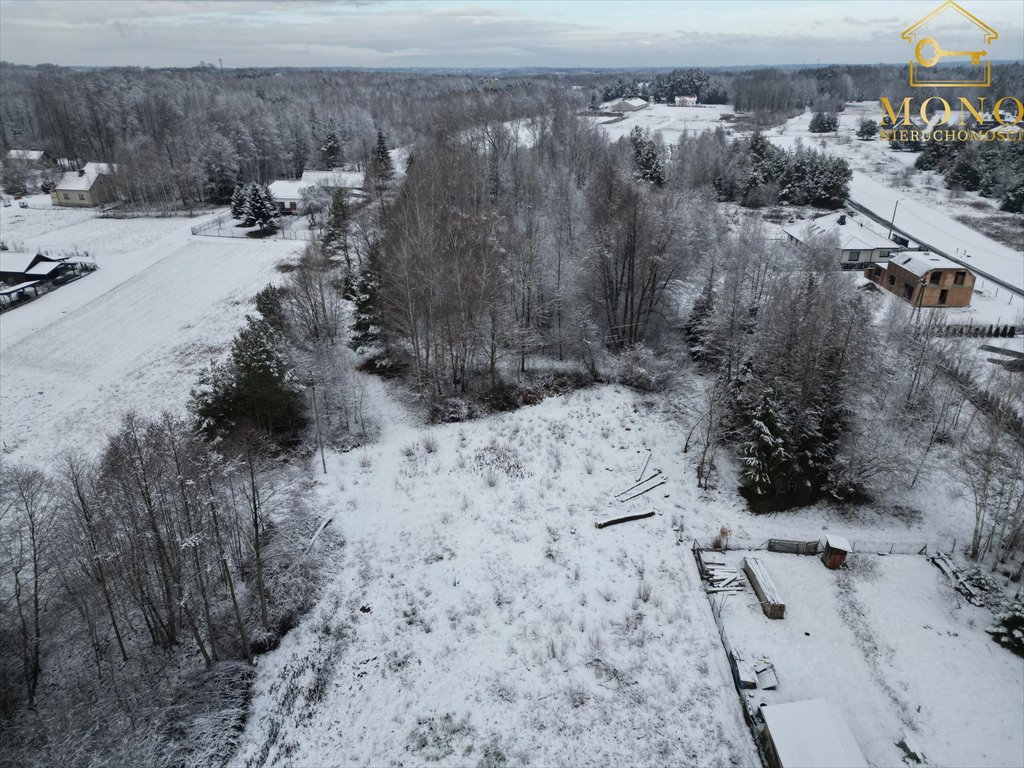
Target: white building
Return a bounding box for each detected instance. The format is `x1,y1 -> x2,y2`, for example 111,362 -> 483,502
783,211 -> 901,269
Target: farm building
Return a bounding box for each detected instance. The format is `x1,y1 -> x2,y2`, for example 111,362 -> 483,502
609,97 -> 649,112
0,281 -> 44,308
783,212 -> 901,269
821,535 -> 851,570
50,163 -> 118,207
4,149 -> 56,167
0,252 -> 60,284
743,556 -> 785,619
865,252 -> 975,307
674,95 -> 698,106
761,699 -> 868,768
0,251 -> 94,286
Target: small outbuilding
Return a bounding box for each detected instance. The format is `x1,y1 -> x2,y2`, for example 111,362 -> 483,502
743,556 -> 785,619
822,534 -> 851,570
761,699 -> 868,768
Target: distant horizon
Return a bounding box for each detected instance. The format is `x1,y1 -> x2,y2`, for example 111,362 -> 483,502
1,0 -> 1021,70
4,60 -> 1023,74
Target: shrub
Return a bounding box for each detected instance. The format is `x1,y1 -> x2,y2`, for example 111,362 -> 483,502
988,604 -> 1024,657
614,344 -> 675,392
809,111 -> 839,133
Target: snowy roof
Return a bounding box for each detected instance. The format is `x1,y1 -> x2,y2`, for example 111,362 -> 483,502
890,251 -> 963,277
268,180 -> 305,201
82,162 -> 116,175
53,163 -> 116,192
5,149 -> 46,161
0,280 -> 41,295
301,169 -> 363,188
825,534 -> 851,552
783,212 -> 897,252
24,262 -> 62,278
0,252 -> 39,274
762,699 -> 868,768
621,97 -> 648,107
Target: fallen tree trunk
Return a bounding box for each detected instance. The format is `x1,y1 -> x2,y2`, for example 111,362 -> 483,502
595,511 -> 656,529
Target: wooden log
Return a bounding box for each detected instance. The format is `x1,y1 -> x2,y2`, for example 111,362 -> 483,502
614,470 -> 663,498
637,451 -> 652,482
618,480 -> 667,503
595,511 -> 656,529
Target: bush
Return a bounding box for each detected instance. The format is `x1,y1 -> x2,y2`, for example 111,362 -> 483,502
809,111 -> 839,133
988,604 -> 1024,657
613,344 -> 675,392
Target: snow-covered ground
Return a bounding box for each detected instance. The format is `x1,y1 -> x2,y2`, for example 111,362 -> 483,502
0,198 -> 303,462
767,107 -> 1024,302
590,103 -> 734,144
232,370 -> 1020,766
716,551 -> 1023,767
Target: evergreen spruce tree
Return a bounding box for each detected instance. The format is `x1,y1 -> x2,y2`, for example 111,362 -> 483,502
368,127 -> 394,185
322,189 -> 352,285
319,119 -> 343,168
740,393 -> 790,497
809,111 -> 838,133
856,119 -> 878,140
242,184 -> 281,231
350,242 -> 385,355
230,184 -> 246,219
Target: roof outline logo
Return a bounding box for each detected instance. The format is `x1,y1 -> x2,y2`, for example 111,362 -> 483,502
901,0 -> 997,87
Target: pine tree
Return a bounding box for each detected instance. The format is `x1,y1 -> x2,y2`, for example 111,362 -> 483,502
319,119 -> 342,169
628,126 -> 665,186
230,184 -> 246,219
350,242 -> 385,355
190,315 -> 300,437
809,111 -> 838,133
740,393 -> 790,497
856,119 -> 877,140
322,189 -> 352,283
367,127 -> 394,186
242,183 -> 280,231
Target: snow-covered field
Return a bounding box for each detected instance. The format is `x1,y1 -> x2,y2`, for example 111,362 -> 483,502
591,103 -> 734,144
0,198 -> 303,462
231,372 -> 1021,767
716,551 -> 1023,767
233,385 -> 760,766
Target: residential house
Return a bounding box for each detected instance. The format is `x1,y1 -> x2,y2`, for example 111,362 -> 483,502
268,169 -> 364,212
865,251 -> 975,307
674,95 -> 698,106
783,212 -> 901,269
50,162 -> 118,207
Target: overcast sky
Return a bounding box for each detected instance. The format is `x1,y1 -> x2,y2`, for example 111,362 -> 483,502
1,0 -> 1021,69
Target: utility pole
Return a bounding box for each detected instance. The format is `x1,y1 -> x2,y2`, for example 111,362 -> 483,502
888,198 -> 903,240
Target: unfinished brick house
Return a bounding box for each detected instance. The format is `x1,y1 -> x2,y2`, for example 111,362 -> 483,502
865,251 -> 975,308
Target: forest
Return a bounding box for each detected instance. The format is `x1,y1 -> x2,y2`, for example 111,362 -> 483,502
2,61 -> 1023,766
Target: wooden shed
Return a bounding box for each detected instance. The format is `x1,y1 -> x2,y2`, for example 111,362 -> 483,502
742,556 -> 785,619
822,535 -> 851,570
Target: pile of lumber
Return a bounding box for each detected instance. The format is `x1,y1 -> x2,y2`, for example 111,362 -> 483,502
743,556 -> 786,619
705,564 -> 746,593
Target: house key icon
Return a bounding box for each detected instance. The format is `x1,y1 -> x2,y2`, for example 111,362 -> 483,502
915,37 -> 987,67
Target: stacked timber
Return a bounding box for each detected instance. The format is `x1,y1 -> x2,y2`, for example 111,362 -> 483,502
743,556 -> 785,619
